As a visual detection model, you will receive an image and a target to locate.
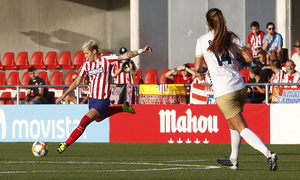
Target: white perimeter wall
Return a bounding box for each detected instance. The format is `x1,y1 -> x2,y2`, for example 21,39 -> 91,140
270,104 -> 300,144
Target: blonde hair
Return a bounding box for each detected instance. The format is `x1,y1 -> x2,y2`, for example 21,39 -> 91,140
82,40 -> 98,52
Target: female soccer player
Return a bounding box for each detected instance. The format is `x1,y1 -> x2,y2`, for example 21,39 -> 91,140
194,8 -> 278,171
56,40 -> 152,153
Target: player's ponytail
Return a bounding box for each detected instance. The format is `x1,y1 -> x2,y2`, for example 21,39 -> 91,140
206,8 -> 236,55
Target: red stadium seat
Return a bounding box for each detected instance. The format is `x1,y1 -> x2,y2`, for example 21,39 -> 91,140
133,69 -> 143,84
16,52 -> 30,69
21,71 -> 31,89
291,48 -> 297,59
239,69 -> 251,83
38,71 -> 49,85
50,71 -> 64,89
144,69 -> 159,84
31,51 -> 46,69
0,71 -> 7,90
45,51 -> 61,69
65,71 -> 77,85
0,54 -> 3,70
0,92 -> 12,104
14,92 -> 26,104
58,51 -> 74,69
159,69 -> 173,84
7,71 -> 20,88
73,51 -> 85,69
2,52 -> 17,70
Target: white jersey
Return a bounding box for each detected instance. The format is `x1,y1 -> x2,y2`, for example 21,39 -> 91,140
195,31 -> 245,98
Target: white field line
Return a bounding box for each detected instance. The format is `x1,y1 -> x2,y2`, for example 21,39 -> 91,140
0,160 -> 220,174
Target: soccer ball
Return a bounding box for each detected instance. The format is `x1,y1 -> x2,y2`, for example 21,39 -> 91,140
32,141 -> 48,157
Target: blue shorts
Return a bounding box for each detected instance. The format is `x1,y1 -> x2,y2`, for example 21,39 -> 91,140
88,97 -> 110,115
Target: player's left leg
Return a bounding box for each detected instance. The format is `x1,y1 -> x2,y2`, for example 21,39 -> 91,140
95,101 -> 135,122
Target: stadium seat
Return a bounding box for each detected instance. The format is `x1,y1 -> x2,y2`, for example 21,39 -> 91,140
7,71 -> 21,88
0,71 -> 7,90
14,92 -> 26,104
21,72 -> 31,89
31,51 -> 46,69
65,71 -> 77,85
73,51 -> 85,69
187,63 -> 195,68
133,69 -> 143,84
16,51 -> 30,69
50,71 -> 64,89
144,69 -> 159,84
0,92 -> 12,104
159,69 -> 173,84
45,51 -> 61,69
239,69 -> 251,83
2,52 -> 17,70
291,48 -> 296,59
38,71 -> 49,85
58,51 -> 74,69
0,54 -> 3,70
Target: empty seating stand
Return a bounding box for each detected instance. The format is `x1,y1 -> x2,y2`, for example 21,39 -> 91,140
2,52 -> 16,70
144,69 -> 158,84
73,51 -> 85,69
16,52 -> 30,69
58,51 -> 74,69
31,51 -> 46,69
45,51 -> 61,69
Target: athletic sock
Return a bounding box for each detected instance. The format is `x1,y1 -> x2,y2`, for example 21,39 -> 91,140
240,128 -> 269,157
230,129 -> 242,163
65,115 -> 92,146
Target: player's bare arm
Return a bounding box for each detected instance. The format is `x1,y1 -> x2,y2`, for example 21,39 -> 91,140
55,75 -> 84,104
194,56 -> 205,73
240,48 -> 253,63
118,45 -> 152,61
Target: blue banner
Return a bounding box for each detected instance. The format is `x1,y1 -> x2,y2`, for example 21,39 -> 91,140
0,105 -> 109,142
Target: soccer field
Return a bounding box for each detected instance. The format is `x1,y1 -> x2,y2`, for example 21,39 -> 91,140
0,143 -> 299,179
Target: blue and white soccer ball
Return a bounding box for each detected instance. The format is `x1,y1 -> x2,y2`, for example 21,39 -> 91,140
32,141 -> 48,157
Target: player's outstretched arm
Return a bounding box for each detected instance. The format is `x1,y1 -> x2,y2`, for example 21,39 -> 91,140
118,45 -> 152,61
55,75 -> 83,104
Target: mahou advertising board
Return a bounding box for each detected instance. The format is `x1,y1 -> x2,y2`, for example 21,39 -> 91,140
110,104 -> 270,144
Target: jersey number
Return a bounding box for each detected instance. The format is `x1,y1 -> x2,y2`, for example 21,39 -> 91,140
208,40 -> 232,66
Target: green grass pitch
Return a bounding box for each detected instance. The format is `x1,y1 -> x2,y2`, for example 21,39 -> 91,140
0,143 -> 299,179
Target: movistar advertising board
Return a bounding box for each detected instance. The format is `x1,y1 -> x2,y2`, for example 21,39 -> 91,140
0,105 -> 109,142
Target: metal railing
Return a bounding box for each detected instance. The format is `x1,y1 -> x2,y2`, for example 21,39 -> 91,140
1,83 -> 300,105
0,85 -> 88,105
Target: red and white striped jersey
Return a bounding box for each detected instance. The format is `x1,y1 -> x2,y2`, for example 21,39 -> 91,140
111,59 -> 137,84
284,71 -> 300,88
270,70 -> 285,83
78,54 -> 118,99
270,69 -> 285,93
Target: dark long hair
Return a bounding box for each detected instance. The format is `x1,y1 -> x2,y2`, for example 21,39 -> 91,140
206,8 -> 236,55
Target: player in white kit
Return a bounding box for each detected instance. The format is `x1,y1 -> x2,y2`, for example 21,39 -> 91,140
194,8 -> 278,171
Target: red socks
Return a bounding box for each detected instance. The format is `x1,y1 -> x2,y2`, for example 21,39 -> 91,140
65,115 -> 92,146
